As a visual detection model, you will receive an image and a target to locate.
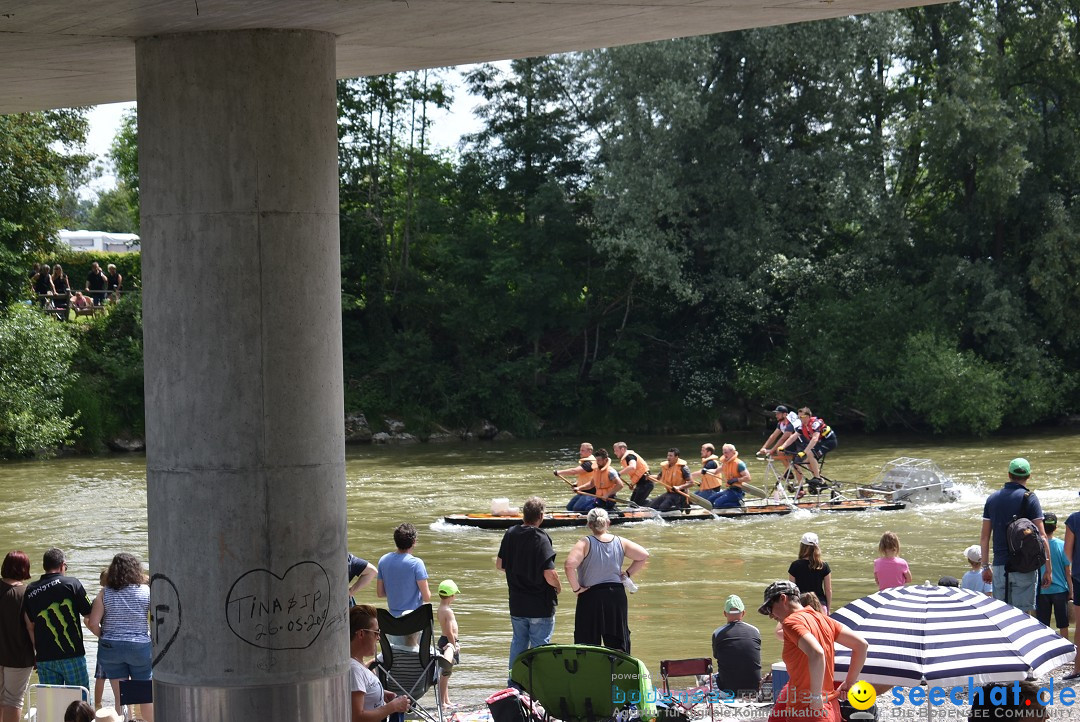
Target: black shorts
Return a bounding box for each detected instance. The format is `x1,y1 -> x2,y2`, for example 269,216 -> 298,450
815,434 -> 837,460
1037,591 -> 1069,629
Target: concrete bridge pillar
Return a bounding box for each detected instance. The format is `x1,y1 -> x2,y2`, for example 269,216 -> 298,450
138,30 -> 348,721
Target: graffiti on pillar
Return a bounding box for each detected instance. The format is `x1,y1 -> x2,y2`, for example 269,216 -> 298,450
225,561 -> 330,649
149,574 -> 181,665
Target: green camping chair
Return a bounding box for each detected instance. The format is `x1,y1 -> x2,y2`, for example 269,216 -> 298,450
510,644 -> 657,722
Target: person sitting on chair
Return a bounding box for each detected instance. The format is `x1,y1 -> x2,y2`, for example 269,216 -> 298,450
712,595 -> 761,698
350,605 -> 410,722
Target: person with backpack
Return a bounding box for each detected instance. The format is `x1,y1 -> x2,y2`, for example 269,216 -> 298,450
978,457 -> 1053,613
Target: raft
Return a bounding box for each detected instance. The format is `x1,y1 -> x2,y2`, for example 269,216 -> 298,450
443,498 -> 905,529
510,644 -> 658,721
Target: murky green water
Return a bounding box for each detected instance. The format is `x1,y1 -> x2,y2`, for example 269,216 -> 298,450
2,429 -> 1078,706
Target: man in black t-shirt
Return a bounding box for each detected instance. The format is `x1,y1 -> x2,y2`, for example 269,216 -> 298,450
711,594 -> 761,698
22,548 -> 93,688
347,552 -> 378,606
496,497 -> 561,680
85,262 -> 108,306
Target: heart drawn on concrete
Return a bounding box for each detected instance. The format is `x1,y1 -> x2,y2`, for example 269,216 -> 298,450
225,561 -> 331,650
149,574 -> 182,665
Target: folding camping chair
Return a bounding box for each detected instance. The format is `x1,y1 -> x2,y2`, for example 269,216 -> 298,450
659,658 -> 714,722
510,644 -> 656,722
118,679 -> 153,721
374,605 -> 444,722
25,684 -> 90,722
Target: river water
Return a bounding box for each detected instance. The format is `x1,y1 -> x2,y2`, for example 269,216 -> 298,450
2,429 -> 1078,707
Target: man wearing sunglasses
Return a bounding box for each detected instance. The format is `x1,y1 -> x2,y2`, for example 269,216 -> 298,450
758,581 -> 867,722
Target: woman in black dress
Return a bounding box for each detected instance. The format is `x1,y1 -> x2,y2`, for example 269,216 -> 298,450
51,264 -> 71,319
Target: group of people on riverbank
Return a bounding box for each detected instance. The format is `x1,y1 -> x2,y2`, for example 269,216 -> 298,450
558,408 -> 838,513
347,523 -> 462,722
29,261 -> 124,319
0,548 -> 152,722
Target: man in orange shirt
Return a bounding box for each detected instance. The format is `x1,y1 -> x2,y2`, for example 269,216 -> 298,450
758,581 -> 867,722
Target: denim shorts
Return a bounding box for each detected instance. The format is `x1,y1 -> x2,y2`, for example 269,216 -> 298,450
97,639 -> 152,680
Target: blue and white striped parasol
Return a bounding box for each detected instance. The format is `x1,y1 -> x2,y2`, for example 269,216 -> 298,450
832,584 -> 1075,688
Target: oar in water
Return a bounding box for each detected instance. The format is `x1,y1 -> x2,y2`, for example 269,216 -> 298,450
553,471 -> 659,518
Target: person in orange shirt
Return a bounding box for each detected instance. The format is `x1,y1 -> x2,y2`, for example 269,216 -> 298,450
758,581 -> 867,722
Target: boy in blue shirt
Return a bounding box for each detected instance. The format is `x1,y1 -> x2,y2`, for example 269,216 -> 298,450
1036,513 -> 1071,637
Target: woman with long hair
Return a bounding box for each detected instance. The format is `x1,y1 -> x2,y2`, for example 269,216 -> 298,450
51,264 -> 71,319
564,508 -> 650,653
788,532 -> 832,613
0,552 -> 34,722
87,553 -> 153,722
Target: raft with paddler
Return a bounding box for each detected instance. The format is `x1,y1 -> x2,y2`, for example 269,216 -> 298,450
442,441 -> 904,530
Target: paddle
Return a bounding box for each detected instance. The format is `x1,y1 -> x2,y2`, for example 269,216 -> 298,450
644,473 -> 714,510
553,471 -> 659,517
700,468 -> 769,501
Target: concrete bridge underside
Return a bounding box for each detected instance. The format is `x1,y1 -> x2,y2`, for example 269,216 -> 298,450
3,1 -> 946,720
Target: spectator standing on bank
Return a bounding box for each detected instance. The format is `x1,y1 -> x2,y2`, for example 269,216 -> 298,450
51,264 -> 71,319
873,531 -> 911,591
1062,506 -> 1080,679
496,497 -> 561,677
347,553 -> 378,606
106,264 -> 122,301
22,548 -> 93,688
564,508 -> 649,653
0,551 -> 34,722
376,523 -> 430,618
979,457 -> 1051,612
87,553 -> 154,722
759,580 -> 868,722
86,262 -> 108,306
788,532 -> 832,613
961,546 -> 992,596
1036,513 -> 1071,638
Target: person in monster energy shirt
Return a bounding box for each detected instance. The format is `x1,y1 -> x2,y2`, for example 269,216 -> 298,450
22,548 -> 93,688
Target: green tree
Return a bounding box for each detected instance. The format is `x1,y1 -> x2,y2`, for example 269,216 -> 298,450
0,109 -> 91,305
0,304 -> 79,456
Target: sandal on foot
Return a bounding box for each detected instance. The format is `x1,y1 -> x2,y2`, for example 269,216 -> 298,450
1063,671 -> 1080,681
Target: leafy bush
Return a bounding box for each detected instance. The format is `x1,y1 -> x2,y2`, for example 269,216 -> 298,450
63,293 -> 145,451
897,331 -> 1006,434
0,304 -> 79,456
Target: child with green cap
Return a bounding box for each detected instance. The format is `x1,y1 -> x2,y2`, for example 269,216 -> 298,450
436,580 -> 460,710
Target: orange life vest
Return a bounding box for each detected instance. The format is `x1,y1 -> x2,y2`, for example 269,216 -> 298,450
699,454 -> 722,490
619,449 -> 649,484
721,453 -> 745,488
575,454 -> 597,488
593,460 -> 618,497
658,458 -> 689,490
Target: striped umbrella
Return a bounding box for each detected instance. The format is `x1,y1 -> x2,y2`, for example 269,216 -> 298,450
832,584 -> 1075,688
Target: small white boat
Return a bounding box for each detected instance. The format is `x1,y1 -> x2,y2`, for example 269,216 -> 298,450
857,457 -> 959,503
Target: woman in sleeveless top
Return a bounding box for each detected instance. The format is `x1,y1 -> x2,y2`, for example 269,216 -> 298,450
33,265 -> 55,305
564,508 -> 650,653
51,265 -> 70,317
87,553 -> 153,722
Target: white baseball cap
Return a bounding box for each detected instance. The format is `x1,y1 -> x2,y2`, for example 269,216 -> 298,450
965,545 -> 982,564
800,532 -> 819,547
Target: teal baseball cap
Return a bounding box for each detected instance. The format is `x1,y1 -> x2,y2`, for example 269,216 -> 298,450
1009,458 -> 1031,478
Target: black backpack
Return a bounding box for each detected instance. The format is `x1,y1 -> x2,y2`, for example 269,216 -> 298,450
1004,491 -> 1046,573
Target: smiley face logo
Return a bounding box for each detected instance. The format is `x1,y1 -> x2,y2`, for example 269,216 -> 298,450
847,680 -> 876,710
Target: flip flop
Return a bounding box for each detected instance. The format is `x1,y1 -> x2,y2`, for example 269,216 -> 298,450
1062,671 -> 1080,681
